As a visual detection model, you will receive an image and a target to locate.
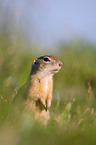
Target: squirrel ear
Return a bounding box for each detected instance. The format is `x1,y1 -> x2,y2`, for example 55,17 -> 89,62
33,59 -> 37,64
33,59 -> 36,63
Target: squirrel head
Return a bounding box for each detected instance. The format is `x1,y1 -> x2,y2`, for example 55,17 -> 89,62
31,55 -> 63,77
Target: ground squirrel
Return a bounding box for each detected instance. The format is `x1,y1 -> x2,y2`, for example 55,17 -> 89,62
14,55 -> 62,123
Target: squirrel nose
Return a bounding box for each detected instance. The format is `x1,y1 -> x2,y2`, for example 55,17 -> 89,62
59,61 -> 63,67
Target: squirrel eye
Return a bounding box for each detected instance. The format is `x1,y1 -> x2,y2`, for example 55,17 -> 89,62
43,57 -> 50,62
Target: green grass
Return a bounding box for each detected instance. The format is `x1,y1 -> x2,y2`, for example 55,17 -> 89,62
0,39 -> 96,145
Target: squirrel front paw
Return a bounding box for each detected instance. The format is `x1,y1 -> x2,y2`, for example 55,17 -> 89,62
46,101 -> 51,111
40,98 -> 46,110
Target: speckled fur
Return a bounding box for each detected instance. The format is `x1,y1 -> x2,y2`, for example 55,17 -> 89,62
23,55 -> 62,124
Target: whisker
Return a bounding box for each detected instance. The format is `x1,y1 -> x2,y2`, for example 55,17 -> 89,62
61,66 -> 65,71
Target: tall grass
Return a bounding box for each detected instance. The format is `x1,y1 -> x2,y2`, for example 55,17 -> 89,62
0,37 -> 96,145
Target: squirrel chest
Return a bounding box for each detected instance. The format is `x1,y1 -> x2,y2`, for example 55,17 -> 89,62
28,75 -> 53,100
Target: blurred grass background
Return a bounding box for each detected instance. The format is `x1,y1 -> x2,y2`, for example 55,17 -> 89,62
0,36 -> 96,145
0,0 -> 96,145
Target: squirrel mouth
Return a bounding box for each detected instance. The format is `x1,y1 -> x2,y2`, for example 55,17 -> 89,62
53,69 -> 59,72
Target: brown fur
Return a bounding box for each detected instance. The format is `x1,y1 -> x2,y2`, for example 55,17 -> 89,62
25,75 -> 53,111
23,55 -> 62,124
